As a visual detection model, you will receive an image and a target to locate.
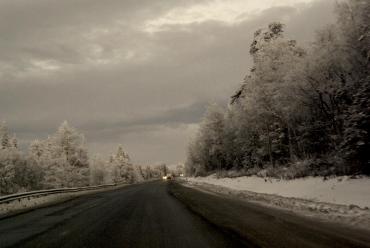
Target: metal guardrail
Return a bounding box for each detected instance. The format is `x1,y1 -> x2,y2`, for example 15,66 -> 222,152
0,183 -> 122,204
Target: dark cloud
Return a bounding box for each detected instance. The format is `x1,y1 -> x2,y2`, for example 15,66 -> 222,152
82,101 -> 209,131
0,0 -> 336,164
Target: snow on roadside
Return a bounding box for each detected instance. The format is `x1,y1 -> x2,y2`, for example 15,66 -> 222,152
182,175 -> 370,230
186,175 -> 370,208
0,193 -> 77,217
0,184 -> 127,217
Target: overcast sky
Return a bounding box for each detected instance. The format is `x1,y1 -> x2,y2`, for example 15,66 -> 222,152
0,0 -> 336,165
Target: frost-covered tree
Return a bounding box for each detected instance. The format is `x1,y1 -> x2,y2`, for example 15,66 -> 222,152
29,140 -> 44,159
185,104 -> 226,175
89,155 -> 110,185
0,124 -> 43,195
28,121 -> 90,188
53,121 -> 89,168
108,145 -> 143,183
0,120 -> 148,195
0,123 -> 11,150
0,148 -> 17,194
157,163 -> 168,176
336,0 -> 370,173
142,166 -> 153,179
230,22 -> 306,167
10,135 -> 18,149
186,0 -> 370,177
175,163 -> 184,176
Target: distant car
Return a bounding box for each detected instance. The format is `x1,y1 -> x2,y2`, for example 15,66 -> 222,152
162,175 -> 172,180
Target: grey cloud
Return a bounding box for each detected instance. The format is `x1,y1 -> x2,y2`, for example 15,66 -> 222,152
0,0 -> 205,72
82,101 -> 210,131
8,100 -> 211,144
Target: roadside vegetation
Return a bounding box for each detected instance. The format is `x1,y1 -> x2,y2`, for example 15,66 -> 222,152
0,121 -> 165,195
185,0 -> 370,178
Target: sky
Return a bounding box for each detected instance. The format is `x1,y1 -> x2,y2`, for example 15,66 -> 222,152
0,0 -> 336,165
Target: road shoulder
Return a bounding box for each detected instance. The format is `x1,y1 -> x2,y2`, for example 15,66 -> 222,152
0,183 -> 129,220
169,181 -> 370,248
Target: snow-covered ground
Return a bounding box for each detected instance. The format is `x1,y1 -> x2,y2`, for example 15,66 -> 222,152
183,175 -> 370,230
186,175 -> 370,208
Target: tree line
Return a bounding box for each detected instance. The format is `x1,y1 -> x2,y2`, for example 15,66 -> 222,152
185,0 -> 369,178
0,121 -> 165,195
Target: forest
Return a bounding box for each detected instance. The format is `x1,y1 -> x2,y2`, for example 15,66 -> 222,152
0,121 -> 168,195
185,0 -> 369,178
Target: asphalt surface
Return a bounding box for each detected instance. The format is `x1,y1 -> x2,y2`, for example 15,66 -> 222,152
170,182 -> 370,248
0,181 -> 244,248
1,181 -> 370,248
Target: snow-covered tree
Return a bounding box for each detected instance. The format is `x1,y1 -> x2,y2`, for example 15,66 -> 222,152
108,145 -> 143,183
10,135 -> 18,149
186,0 -> 370,177
336,0 -> 370,173
186,104 -> 226,175
0,124 -> 43,195
89,155 -> 110,185
28,121 -> 90,188
0,123 -> 11,150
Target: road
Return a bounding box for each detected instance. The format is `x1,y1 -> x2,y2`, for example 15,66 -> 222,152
1,181 -> 370,248
0,181 -> 244,248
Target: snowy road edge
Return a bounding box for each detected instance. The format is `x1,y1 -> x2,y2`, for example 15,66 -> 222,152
178,179 -> 370,231
0,183 -> 128,218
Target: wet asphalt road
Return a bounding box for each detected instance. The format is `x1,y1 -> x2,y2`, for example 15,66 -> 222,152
0,181 -> 244,248
2,180 -> 370,248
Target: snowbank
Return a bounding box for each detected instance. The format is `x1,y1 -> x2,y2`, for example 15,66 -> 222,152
183,175 -> 370,230
186,175 -> 370,208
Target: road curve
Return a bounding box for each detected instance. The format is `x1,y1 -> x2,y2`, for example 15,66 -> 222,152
0,181 -> 244,248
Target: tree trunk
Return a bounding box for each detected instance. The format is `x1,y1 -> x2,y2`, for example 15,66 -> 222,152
287,124 -> 294,161
266,124 -> 274,167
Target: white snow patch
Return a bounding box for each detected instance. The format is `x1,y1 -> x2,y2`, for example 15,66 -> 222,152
182,175 -> 370,230
186,175 -> 370,208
